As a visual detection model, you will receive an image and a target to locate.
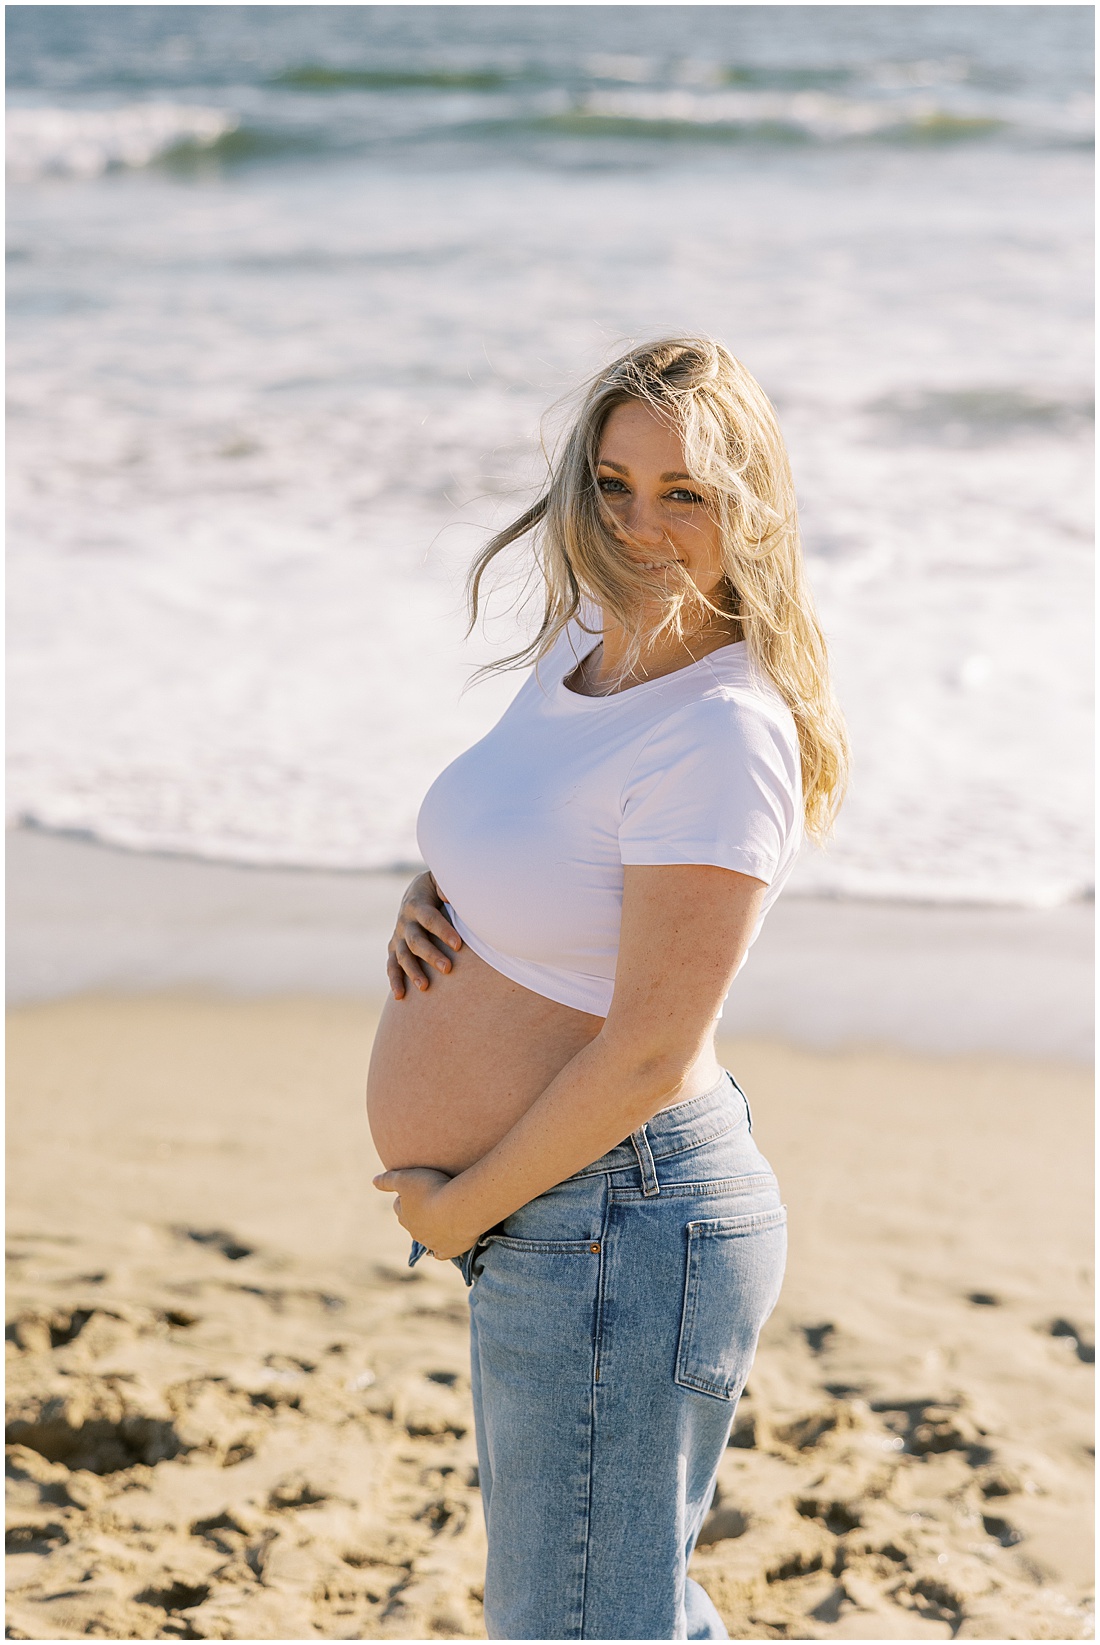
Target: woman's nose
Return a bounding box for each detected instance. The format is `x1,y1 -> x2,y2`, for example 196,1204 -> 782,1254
624,496 -> 665,544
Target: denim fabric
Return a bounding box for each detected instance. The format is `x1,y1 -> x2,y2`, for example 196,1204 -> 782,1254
409,1073 -> 786,1640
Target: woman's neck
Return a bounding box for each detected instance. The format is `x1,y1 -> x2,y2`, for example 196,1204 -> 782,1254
583,613 -> 742,697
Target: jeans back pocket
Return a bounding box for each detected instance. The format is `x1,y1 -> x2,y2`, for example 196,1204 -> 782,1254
675,1207 -> 787,1401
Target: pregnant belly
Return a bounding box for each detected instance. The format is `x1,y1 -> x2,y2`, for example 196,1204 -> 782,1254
366,942 -> 604,1174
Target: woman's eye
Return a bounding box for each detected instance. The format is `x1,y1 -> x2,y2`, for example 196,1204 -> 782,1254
669,488 -> 704,504
597,477 -> 627,494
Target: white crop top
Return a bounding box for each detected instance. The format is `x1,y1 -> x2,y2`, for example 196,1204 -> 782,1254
416,622 -> 803,1018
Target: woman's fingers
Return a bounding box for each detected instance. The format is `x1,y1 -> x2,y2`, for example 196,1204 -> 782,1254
405,900 -> 462,952
395,940 -> 429,990
385,953 -> 407,1000
418,905 -> 462,951
404,924 -> 453,974
386,884 -> 462,994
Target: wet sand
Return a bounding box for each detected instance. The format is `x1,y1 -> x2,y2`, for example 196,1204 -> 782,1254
6,994 -> 1093,1641
7,826 -> 1095,1060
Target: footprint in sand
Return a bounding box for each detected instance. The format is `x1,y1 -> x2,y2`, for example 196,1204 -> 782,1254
1047,1317 -> 1095,1363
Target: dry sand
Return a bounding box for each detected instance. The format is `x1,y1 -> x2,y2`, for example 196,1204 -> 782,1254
6,996 -> 1094,1641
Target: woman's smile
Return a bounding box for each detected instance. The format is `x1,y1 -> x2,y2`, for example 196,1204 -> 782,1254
595,400 -> 725,600
374,335 -> 846,1641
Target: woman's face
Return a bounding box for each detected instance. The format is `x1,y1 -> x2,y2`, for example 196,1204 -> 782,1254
596,400 -> 725,601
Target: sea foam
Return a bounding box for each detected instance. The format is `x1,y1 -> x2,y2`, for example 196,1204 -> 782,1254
6,8 -> 1093,907
6,104 -> 238,178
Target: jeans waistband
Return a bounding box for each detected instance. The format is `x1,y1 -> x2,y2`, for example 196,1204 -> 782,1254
571,1070 -> 749,1180
407,1071 -> 752,1273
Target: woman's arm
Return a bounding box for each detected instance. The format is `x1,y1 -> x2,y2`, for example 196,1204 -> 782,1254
375,863 -> 766,1257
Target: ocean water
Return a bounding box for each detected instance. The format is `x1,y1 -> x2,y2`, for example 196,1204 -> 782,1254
7,6 -> 1094,905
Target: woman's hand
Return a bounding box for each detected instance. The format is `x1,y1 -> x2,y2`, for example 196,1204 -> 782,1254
372,1166 -> 479,1261
422,865 -> 768,1242
387,871 -> 462,1000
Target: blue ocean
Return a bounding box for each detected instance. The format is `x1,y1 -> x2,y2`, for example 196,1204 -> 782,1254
7,6 -> 1093,903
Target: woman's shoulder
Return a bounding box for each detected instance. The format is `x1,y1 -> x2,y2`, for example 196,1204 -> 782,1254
620,651 -> 803,848
675,646 -> 799,752
630,664 -> 800,792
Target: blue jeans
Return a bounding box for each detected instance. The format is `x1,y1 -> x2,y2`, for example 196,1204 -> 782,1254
409,1073 -> 786,1640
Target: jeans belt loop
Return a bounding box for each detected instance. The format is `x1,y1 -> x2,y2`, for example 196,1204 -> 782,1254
630,1125 -> 660,1197
727,1072 -> 754,1134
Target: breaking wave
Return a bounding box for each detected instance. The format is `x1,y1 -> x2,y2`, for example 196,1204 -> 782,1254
7,104 -> 238,179
7,77 -> 1091,185
534,86 -> 1089,146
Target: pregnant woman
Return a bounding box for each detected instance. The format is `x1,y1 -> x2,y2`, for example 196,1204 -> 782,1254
368,337 -> 848,1640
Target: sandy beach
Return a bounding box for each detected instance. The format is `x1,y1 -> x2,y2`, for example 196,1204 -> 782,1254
7,928 -> 1093,1640
7,9 -> 1094,1638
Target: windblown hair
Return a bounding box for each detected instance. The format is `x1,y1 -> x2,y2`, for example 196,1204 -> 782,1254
467,336 -> 849,838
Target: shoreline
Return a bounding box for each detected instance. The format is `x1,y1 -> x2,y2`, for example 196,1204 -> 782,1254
7,827 -> 1094,1062
7,835 -> 1093,1638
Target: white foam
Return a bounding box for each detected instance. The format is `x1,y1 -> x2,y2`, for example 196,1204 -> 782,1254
6,143 -> 1093,905
571,84 -> 1092,141
6,104 -> 237,179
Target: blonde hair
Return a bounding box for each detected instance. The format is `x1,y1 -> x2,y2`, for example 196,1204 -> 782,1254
467,336 -> 849,838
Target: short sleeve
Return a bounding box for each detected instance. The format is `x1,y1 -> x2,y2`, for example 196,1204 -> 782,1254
618,693 -> 801,884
